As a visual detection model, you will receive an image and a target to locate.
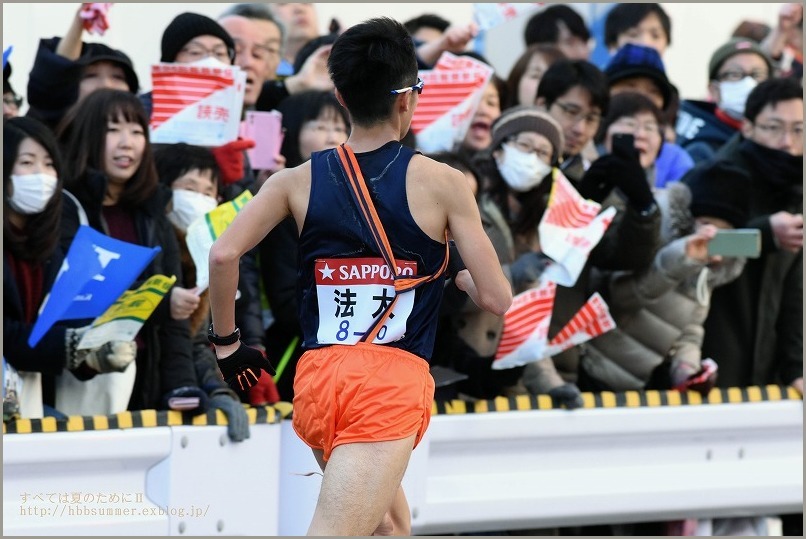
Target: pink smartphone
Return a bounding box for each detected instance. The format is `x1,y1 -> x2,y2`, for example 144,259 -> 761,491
240,110 -> 284,170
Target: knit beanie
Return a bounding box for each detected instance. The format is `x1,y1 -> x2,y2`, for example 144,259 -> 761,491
490,105 -> 565,163
605,43 -> 672,110
685,161 -> 749,228
708,38 -> 773,81
160,12 -> 235,63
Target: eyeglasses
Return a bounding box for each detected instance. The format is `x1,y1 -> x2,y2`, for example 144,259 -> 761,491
234,40 -> 281,63
179,43 -> 235,64
716,69 -> 768,83
508,138 -> 553,162
754,122 -> 804,141
3,95 -> 22,109
390,78 -> 425,95
612,117 -> 661,135
552,101 -> 601,126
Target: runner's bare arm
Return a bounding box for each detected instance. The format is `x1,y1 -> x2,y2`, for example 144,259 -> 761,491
208,165 -> 306,341
439,165 -> 512,316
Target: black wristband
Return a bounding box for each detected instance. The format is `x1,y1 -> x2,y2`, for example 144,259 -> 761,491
207,324 -> 241,346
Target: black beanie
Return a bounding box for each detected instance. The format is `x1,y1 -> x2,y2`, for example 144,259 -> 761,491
160,12 -> 235,63
685,162 -> 749,228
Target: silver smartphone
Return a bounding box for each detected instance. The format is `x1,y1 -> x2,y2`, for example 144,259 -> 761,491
707,229 -> 761,258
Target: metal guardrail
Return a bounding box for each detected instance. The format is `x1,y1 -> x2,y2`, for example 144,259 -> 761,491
3,386 -> 802,536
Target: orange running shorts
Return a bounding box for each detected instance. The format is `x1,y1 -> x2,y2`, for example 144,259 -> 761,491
292,342 -> 435,461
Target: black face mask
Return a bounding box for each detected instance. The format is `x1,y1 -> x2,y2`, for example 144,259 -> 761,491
739,138 -> 803,189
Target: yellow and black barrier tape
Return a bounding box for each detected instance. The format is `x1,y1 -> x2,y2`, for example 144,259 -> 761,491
3,401 -> 294,435
431,385 -> 802,415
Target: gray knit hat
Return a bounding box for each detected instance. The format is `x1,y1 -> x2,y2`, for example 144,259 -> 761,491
490,105 -> 565,164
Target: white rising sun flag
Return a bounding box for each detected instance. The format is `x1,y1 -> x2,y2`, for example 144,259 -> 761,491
150,58 -> 246,147
492,171 -> 618,370
411,52 -> 493,153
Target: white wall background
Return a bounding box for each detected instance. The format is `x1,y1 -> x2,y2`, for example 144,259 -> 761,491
2,2 -> 785,107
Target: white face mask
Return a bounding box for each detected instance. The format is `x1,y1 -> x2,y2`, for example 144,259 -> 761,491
168,189 -> 219,231
718,77 -> 758,120
185,56 -> 232,69
496,144 -> 553,192
8,173 -> 58,214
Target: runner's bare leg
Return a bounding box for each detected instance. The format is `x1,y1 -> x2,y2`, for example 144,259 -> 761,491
307,435 -> 415,535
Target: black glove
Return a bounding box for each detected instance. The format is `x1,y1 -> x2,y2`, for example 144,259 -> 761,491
216,342 -> 276,393
576,154 -> 618,203
161,386 -> 209,414
509,251 -> 553,291
609,138 -> 655,211
208,389 -> 250,442
548,383 -> 584,410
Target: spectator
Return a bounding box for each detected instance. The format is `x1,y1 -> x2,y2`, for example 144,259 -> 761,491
456,53 -> 505,159
604,43 -> 695,186
504,44 -> 565,109
604,3 -> 672,56
685,77 -> 803,395
154,142 -> 258,441
25,4 -> 138,131
524,5 -> 591,60
4,62 -> 23,119
4,116 -> 136,419
535,59 -> 609,182
580,92 -> 743,393
675,38 -> 773,164
56,89 -> 203,415
403,13 -> 451,44
258,90 -> 349,402
268,2 -> 321,77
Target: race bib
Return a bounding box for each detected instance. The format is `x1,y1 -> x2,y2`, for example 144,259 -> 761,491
315,258 -> 416,345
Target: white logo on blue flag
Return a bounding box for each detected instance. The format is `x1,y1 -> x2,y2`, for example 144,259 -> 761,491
27,225 -> 162,348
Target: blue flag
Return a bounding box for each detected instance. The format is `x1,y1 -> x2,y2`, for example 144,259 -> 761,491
3,46 -> 11,70
28,225 -> 162,348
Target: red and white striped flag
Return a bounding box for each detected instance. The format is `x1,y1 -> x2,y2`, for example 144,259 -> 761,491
150,60 -> 246,146
413,52 -> 493,153
492,280 -> 556,370
539,170 -> 617,287
544,293 -> 616,357
473,3 -> 545,31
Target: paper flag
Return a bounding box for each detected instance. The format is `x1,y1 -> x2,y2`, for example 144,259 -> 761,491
473,3 -> 545,32
543,292 -> 616,357
492,279 -> 556,370
186,190 -> 253,292
538,169 -> 617,287
80,3 -> 113,35
150,60 -> 246,146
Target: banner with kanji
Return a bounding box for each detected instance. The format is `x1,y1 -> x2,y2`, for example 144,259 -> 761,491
186,190 -> 253,292
150,59 -> 246,146
77,274 -> 177,349
538,169 -> 617,287
412,52 -> 493,153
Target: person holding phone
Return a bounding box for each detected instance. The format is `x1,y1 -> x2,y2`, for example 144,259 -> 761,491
682,77 -> 802,399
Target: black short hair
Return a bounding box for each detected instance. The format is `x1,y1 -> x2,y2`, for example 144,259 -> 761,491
327,17 -> 418,126
153,143 -> 221,191
595,91 -> 663,145
276,90 -> 350,168
536,59 -> 610,115
604,3 -> 671,49
524,5 -> 590,47
743,77 -> 803,123
403,13 -> 450,36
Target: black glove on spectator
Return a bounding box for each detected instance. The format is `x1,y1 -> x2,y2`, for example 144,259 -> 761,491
609,139 -> 655,211
576,154 -> 618,203
548,382 -> 584,410
208,389 -> 250,442
217,343 -> 276,393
